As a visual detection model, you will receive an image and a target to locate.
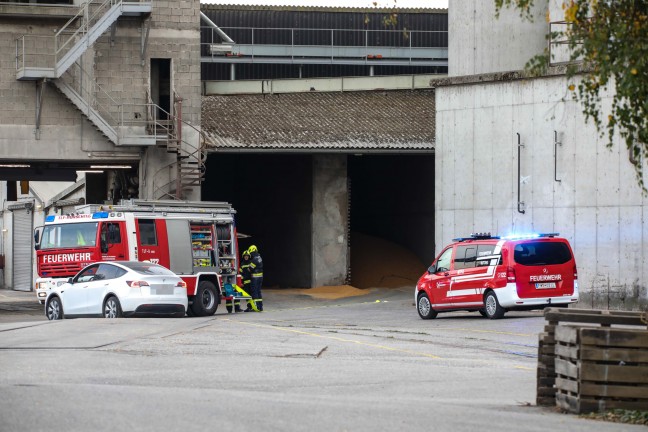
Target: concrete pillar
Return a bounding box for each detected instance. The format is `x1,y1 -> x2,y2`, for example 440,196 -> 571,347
311,154 -> 348,287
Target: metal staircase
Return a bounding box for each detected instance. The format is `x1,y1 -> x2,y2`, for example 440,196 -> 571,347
16,0 -> 151,80
152,96 -> 208,200
14,0 -> 206,198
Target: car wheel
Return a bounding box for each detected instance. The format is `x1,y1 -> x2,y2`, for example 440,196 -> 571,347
417,292 -> 438,319
46,297 -> 63,320
104,296 -> 123,318
484,291 -> 505,319
191,280 -> 219,317
478,309 -> 487,318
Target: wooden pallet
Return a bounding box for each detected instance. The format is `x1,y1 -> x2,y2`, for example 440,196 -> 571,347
536,308 -> 647,408
554,325 -> 648,413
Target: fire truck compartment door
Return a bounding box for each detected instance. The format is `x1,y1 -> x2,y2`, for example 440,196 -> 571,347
166,219 -> 193,275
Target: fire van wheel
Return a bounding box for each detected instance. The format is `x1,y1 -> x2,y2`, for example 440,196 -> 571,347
104,296 -> 123,318
46,297 -> 64,320
484,291 -> 505,319
417,292 -> 437,320
191,280 -> 219,317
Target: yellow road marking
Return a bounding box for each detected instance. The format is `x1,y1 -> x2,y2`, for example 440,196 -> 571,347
514,366 -> 535,371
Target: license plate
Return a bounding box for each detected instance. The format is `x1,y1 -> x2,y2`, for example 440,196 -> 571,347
152,286 -> 173,295
535,282 -> 556,289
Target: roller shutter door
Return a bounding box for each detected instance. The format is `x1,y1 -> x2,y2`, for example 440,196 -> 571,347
12,208 -> 33,292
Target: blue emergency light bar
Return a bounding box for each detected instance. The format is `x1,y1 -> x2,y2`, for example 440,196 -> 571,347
45,215 -> 55,222
454,232 -> 560,242
501,232 -> 559,240
92,212 -> 109,219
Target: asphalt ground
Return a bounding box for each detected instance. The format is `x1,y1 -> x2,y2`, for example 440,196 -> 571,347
0,287 -> 644,432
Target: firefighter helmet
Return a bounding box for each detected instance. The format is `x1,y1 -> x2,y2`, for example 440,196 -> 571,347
248,245 -> 258,253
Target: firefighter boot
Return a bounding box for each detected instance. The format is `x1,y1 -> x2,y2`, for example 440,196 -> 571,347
234,301 -> 242,313
257,299 -> 263,312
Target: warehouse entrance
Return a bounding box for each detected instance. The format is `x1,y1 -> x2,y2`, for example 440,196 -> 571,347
347,154 -> 434,288
203,153 -> 434,289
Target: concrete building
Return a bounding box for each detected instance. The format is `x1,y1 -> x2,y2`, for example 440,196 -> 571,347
1,2 -> 444,291
434,0 -> 647,309
1,0 -> 204,290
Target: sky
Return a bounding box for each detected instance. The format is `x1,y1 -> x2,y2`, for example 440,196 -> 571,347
201,0 -> 448,8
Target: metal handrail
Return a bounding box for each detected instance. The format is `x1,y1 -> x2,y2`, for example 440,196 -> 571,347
517,133 -> 525,215
61,60 -> 123,129
55,0 -> 118,70
201,26 -> 447,49
150,100 -> 208,200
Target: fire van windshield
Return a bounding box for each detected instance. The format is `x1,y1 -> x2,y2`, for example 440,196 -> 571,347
513,241 -> 572,266
40,222 -> 98,249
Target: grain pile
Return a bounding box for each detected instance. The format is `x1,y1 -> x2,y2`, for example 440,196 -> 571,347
270,233 -> 427,300
350,232 -> 427,289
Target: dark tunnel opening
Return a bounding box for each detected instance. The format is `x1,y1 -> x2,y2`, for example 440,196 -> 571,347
203,153 -> 435,289
348,154 -> 435,288
202,153 -> 313,288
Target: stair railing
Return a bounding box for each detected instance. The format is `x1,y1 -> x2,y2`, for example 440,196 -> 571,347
149,101 -> 208,200
60,60 -> 123,133
54,0 -> 120,73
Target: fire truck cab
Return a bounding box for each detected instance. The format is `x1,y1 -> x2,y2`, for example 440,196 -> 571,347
34,200 -> 240,317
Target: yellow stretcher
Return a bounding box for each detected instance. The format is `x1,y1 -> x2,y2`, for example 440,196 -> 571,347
223,284 -> 259,312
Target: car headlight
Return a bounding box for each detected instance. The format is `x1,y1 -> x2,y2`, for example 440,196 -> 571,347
37,282 -> 48,290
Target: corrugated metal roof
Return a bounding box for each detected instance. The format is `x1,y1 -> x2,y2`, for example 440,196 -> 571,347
202,89 -> 435,152
201,4 -> 447,13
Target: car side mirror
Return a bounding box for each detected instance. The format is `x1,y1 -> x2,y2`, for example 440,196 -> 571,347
100,239 -> 108,254
67,277 -> 73,284
427,264 -> 436,274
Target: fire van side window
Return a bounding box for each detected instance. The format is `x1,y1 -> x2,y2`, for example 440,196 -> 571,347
138,219 -> 158,246
435,248 -> 453,272
475,244 -> 497,267
454,246 -> 476,270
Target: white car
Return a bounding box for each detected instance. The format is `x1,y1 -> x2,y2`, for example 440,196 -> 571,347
45,261 -> 188,320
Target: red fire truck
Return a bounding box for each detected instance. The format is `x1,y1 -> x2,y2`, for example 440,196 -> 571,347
34,200 -> 240,317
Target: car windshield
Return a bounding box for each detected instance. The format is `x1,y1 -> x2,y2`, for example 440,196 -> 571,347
40,222 -> 98,249
513,241 -> 572,265
121,262 -> 176,276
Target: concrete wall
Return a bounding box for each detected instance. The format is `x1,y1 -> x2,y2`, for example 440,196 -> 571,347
435,75 -> 648,310
449,0 -> 547,76
0,1 -> 202,200
1,2 -> 203,289
312,155 -> 348,287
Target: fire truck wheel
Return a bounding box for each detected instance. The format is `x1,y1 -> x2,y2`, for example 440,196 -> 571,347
191,280 -> 219,316
104,296 -> 123,318
484,291 -> 505,319
417,292 -> 437,319
46,297 -> 64,320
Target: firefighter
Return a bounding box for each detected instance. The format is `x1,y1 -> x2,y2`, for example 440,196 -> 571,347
234,249 -> 252,312
245,244 -> 263,312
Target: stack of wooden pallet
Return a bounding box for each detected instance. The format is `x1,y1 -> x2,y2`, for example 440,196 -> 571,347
536,308 -> 647,413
